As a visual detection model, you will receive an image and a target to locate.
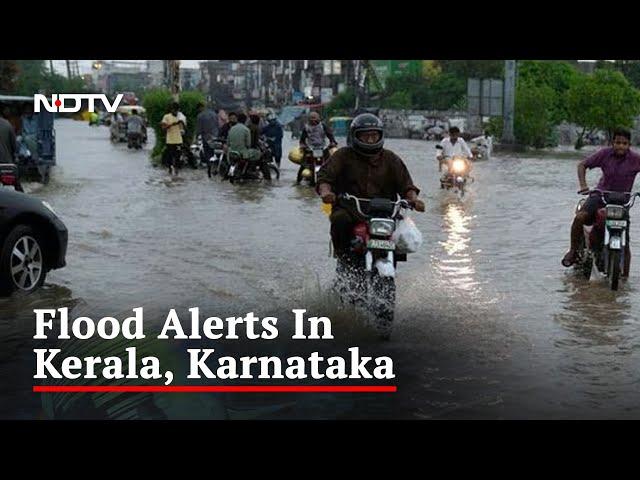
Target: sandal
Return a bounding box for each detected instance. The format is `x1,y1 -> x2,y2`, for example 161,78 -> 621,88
561,250 -> 577,267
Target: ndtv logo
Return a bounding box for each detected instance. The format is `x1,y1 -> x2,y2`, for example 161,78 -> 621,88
34,94 -> 124,113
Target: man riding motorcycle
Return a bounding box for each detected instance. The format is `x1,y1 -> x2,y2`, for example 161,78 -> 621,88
562,127 -> 640,276
126,109 -> 146,149
297,112 -> 338,184
261,113 -> 284,167
196,101 -> 219,163
437,126 -> 473,174
317,113 -> 425,261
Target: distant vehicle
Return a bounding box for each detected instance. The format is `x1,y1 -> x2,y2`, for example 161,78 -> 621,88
329,117 -> 353,137
119,91 -> 138,106
0,183 -> 68,296
0,95 -> 56,184
406,115 -> 427,139
110,105 -> 147,144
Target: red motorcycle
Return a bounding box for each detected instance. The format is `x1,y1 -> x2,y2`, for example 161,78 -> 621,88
574,189 -> 639,290
334,193 -> 416,339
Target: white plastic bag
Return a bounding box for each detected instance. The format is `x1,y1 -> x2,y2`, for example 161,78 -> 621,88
375,258 -> 396,278
392,217 -> 423,254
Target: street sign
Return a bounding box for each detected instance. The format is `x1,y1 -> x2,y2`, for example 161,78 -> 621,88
468,78 -> 503,116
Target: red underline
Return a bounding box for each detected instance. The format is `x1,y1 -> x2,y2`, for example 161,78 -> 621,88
33,385 -> 397,393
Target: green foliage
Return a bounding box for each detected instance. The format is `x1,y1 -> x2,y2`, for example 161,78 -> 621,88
566,69 -> 640,142
178,90 -> 206,144
383,91 -> 412,109
382,72 -> 465,110
486,116 -> 503,139
0,60 -> 93,97
0,60 -> 19,92
514,81 -> 557,148
142,88 -> 206,160
142,88 -> 174,159
517,60 -> 581,123
437,60 -> 504,79
325,88 -> 356,118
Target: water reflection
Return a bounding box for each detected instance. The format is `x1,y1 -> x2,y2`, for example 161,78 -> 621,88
436,201 -> 479,293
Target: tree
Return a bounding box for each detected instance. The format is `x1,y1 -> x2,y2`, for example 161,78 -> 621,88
325,88 -> 356,118
382,91 -> 412,109
0,60 -> 19,93
14,60 -> 49,95
514,80 -> 557,148
566,69 -> 640,148
517,60 -> 581,123
383,72 -> 465,111
437,60 -> 504,79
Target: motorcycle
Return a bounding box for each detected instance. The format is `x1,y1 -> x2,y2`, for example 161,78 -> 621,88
296,145 -> 331,186
574,189 -> 639,290
471,143 -> 489,161
127,132 -> 143,150
440,156 -> 471,199
206,138 -> 226,178
177,143 -> 199,170
223,141 -> 280,184
334,193 -> 416,340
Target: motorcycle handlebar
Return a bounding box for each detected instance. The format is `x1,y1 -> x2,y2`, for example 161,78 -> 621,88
338,193 -> 413,218
580,189 -> 640,208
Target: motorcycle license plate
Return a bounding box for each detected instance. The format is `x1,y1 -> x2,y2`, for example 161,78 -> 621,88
367,239 -> 395,250
228,165 -> 236,176
607,220 -> 627,229
315,165 -> 321,173
610,236 -> 622,250
313,149 -> 324,158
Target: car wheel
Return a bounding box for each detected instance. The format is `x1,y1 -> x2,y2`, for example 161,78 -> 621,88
0,225 -> 47,296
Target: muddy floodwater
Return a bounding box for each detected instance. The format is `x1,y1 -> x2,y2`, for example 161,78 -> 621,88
1,119 -> 639,419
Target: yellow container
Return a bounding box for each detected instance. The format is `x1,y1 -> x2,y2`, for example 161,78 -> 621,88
288,147 -> 304,164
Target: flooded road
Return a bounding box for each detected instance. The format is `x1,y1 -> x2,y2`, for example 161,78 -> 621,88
1,119 -> 639,419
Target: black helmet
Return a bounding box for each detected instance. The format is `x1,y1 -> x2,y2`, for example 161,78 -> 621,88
349,113 -> 384,156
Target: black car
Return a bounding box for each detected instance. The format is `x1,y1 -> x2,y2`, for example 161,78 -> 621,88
0,177 -> 68,296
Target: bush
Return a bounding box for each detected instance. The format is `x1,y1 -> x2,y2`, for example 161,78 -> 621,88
566,69 -> 640,144
514,81 -> 557,148
142,88 -> 174,160
143,89 -> 206,161
178,90 -> 206,144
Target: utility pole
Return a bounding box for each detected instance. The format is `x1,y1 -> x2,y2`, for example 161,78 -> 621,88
167,60 -> 181,100
502,60 -> 516,144
49,60 -> 55,76
65,60 -> 72,79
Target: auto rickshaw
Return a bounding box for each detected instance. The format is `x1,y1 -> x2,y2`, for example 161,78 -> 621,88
328,116 -> 353,137
0,95 -> 56,184
109,105 -> 148,144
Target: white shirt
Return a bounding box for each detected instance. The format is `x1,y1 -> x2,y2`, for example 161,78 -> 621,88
471,134 -> 493,157
177,112 -> 187,135
438,136 -> 472,158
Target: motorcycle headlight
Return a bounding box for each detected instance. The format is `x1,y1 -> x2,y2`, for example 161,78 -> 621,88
606,205 -> 625,220
369,219 -> 395,237
452,158 -> 467,173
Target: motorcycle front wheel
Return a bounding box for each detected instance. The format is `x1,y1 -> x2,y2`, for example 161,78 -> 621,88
368,275 -> 396,340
